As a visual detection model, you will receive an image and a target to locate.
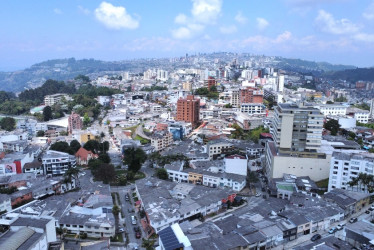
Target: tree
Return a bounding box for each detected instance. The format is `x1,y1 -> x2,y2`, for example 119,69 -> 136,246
156,168 -> 168,180
0,117 -> 16,131
64,167 -> 80,188
93,164 -> 116,184
70,140 -> 81,153
43,106 -> 53,121
369,148 -> 374,153
324,119 -> 341,136
142,238 -> 155,250
56,227 -> 63,239
36,130 -> 45,137
98,153 -> 111,163
83,112 -> 90,126
50,141 -> 74,155
117,175 -> 127,186
112,205 -> 120,216
83,140 -> 100,153
123,147 -> 147,173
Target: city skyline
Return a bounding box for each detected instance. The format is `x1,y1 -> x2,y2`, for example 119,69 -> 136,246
1,0 -> 374,70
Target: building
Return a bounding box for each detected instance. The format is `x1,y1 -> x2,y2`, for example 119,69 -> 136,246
347,107 -> 370,124
41,150 -> 76,177
316,104 -> 347,117
182,82 -> 192,91
0,194 -> 11,214
328,151 -> 374,192
224,154 -> 247,176
44,93 -> 70,106
240,103 -> 266,116
324,189 -> 371,216
68,112 -> 83,134
156,69 -> 169,81
239,87 -> 263,104
151,131 -> 174,151
370,98 -> 374,120
157,224 -> 192,250
205,76 -> 216,90
176,95 -> 200,126
271,103 -> 324,152
75,147 -> 98,166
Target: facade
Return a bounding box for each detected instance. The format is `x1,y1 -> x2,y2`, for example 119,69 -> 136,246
75,147 -> 98,165
224,155 -> 247,176
207,141 -> 233,159
44,93 -> 70,106
328,151 -> 374,192
205,76 -> 217,89
0,194 -> 11,213
240,103 -> 266,115
231,90 -> 240,107
271,103 -> 324,152
176,95 -> 200,126
316,104 -> 347,117
239,87 -> 263,104
347,108 -> 370,124
41,150 -> 76,177
68,112 -> 83,134
151,132 -> 173,151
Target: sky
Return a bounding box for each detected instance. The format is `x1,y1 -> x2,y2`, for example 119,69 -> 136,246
1,0 -> 374,71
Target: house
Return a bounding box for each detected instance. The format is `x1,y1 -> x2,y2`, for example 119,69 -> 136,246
345,220 -> 374,249
75,147 -> 98,166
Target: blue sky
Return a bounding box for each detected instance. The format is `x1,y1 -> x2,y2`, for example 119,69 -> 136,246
1,0 -> 374,70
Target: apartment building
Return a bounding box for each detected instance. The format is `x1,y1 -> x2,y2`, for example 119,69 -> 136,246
316,104 -> 347,117
151,131 -> 173,151
44,93 -> 70,106
328,151 -> 374,192
176,95 -> 200,126
68,112 -> 83,133
41,150 -> 76,177
239,87 -> 263,104
271,103 -> 324,152
240,103 -> 266,116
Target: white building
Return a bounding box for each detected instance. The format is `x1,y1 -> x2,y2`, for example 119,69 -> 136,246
240,103 -> 266,116
41,150 -> 76,177
316,104 -> 347,117
347,108 -> 370,124
44,93 -> 70,106
156,69 -> 169,81
0,194 -> 11,214
224,154 -> 247,176
328,151 -> 374,192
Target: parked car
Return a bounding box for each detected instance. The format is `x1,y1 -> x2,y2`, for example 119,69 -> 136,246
349,217 -> 358,223
336,224 -> 344,231
369,207 -> 374,211
131,215 -> 137,225
133,226 -> 140,232
135,231 -> 141,239
125,194 -> 130,201
328,227 -> 337,234
311,234 -> 321,241
365,210 -> 371,214
255,193 -> 261,197
119,227 -> 125,233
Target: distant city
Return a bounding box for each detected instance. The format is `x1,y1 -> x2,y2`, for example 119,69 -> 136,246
0,50 -> 373,250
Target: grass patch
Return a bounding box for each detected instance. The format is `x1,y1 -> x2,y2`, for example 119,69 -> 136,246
111,233 -> 124,242
316,178 -> 329,188
134,171 -> 146,180
134,135 -> 150,145
124,124 -> 139,136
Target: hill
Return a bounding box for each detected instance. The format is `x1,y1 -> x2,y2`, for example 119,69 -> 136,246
322,67 -> 374,82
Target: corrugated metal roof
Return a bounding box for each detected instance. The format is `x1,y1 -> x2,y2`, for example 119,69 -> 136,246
0,227 -> 35,250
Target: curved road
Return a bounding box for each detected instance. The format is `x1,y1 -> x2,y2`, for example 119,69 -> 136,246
135,125 -> 151,140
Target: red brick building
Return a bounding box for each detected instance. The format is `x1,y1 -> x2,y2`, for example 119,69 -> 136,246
239,87 -> 263,104
176,95 -> 200,127
68,112 -> 83,134
205,76 -> 217,90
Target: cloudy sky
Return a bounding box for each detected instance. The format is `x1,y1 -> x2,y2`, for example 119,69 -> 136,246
1,0 -> 374,70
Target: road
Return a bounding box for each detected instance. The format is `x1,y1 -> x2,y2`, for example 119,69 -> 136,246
111,185 -> 143,249
135,125 -> 151,140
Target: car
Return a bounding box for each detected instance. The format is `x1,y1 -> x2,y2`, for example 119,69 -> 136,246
365,210 -> 371,214
125,194 -> 130,201
311,234 -> 321,241
349,217 -> 358,223
336,224 -> 345,231
133,226 -> 140,232
255,193 -> 261,197
371,204 -> 374,209
131,215 -> 137,225
119,227 -> 125,233
128,208 -> 134,213
328,227 -> 337,234
135,231 -> 141,239
369,207 -> 374,211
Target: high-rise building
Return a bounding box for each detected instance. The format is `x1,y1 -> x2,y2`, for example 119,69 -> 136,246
205,76 -> 216,90
176,95 -> 200,126
369,98 -> 374,120
271,103 -> 324,152
182,82 -> 192,91
278,75 -> 284,92
68,112 -> 83,133
239,87 -> 263,104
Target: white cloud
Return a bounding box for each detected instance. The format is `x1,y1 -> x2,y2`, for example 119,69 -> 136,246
275,31 -> 292,43
363,1 -> 374,20
78,5 -> 90,15
172,0 -> 222,39
354,33 -> 374,42
235,12 -> 247,24
175,14 -> 188,24
256,18 -> 269,30
315,10 -> 359,35
191,0 -> 222,24
220,25 -> 237,34
53,8 -> 63,15
95,2 -> 139,30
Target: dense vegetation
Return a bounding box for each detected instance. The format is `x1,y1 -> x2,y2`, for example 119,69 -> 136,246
323,67 -> 374,82
0,117 -> 16,131
141,86 -> 168,91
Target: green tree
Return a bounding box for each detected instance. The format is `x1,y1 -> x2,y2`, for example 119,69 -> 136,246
142,238 -> 155,250
50,141 -> 74,155
43,106 -> 53,121
156,168 -> 168,180
36,130 -> 45,137
324,119 -> 340,136
123,147 -> 147,173
83,140 -> 100,154
93,164 -> 116,184
83,112 -> 90,126
369,148 -> 374,153
0,117 -> 16,131
70,140 -> 81,153
117,175 -> 127,186
98,153 -> 111,163
64,167 -> 80,187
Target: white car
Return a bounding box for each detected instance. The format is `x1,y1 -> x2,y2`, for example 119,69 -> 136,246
131,215 -> 137,225
255,193 -> 261,197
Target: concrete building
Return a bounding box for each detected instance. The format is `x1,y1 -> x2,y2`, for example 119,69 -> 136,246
239,87 -> 263,104
347,107 -> 370,124
0,194 -> 11,214
44,93 -> 70,106
182,82 -> 192,91
68,112 -> 83,134
240,103 -> 266,116
151,131 -> 174,151
41,150 -> 76,177
176,95 -> 200,127
271,103 -> 324,152
328,151 -> 374,192
316,104 -> 347,117
157,224 -> 192,250
224,154 -> 247,176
